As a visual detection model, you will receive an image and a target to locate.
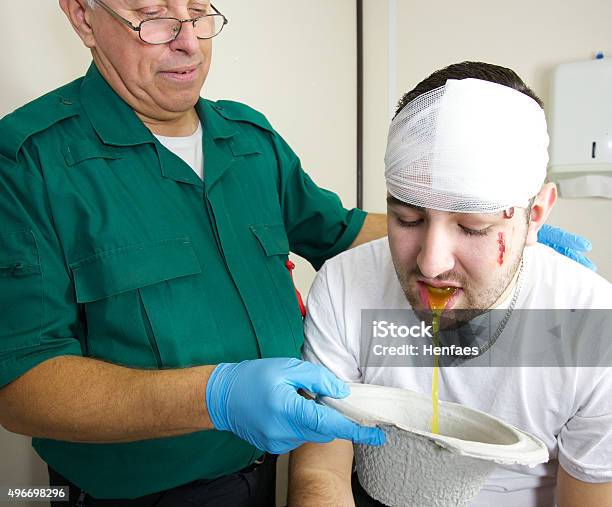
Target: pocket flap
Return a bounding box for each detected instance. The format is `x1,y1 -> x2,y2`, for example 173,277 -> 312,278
62,141 -> 122,167
70,238 -> 201,303
229,138 -> 261,157
250,223 -> 290,256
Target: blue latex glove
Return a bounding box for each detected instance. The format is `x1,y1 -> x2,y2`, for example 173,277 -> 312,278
206,357 -> 386,454
537,224 -> 597,271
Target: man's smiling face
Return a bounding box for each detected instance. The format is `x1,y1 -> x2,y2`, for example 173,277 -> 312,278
79,0 -> 214,122
387,195 -> 529,313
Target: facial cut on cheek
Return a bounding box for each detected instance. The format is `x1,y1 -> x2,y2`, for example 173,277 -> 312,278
497,232 -> 506,266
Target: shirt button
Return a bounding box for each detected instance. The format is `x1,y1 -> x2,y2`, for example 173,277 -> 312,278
60,98 -> 73,105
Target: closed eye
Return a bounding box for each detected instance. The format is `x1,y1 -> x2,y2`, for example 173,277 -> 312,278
139,10 -> 165,19
459,224 -> 491,237
397,218 -> 423,228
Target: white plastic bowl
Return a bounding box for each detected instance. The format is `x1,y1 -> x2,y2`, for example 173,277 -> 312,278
321,383 -> 548,507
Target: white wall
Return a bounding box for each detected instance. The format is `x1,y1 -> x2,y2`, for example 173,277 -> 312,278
363,0 -> 612,281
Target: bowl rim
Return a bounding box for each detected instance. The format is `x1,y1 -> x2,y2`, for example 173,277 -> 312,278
320,383 -> 549,466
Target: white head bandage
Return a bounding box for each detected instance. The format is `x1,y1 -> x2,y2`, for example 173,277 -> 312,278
384,78 -> 549,213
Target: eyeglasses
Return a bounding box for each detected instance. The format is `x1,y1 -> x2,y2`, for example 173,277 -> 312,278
91,0 -> 228,45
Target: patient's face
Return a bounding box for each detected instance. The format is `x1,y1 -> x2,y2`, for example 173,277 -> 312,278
387,195 -> 528,312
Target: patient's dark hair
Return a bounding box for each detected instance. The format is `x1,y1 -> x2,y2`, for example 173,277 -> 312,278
394,61 -> 543,118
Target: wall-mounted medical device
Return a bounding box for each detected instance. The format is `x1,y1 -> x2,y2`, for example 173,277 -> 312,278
548,54 -> 612,198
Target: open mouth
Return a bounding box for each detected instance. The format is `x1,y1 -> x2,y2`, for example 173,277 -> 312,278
417,281 -> 462,310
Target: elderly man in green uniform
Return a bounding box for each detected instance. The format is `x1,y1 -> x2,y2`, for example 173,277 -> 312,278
0,1 -> 593,506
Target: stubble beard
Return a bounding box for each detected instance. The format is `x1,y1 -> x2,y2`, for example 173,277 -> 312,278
392,237 -> 526,323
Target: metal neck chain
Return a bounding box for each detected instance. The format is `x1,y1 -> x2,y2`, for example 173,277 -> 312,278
452,257 -> 525,359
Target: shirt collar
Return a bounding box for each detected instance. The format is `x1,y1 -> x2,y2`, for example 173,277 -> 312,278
195,100 -> 238,141
80,63 -> 154,146
80,62 -> 239,147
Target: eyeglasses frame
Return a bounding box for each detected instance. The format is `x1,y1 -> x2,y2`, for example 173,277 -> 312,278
91,0 -> 229,44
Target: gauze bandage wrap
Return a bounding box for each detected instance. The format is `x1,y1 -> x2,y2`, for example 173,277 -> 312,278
384,78 -> 550,213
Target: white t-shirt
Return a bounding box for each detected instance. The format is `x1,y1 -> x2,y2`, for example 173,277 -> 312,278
154,122 -> 204,180
303,238 -> 612,507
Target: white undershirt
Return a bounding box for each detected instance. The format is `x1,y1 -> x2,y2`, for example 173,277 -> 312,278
303,239 -> 612,506
154,121 -> 204,180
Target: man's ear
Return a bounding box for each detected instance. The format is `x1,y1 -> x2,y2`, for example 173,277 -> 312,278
525,182 -> 558,245
59,0 -> 96,48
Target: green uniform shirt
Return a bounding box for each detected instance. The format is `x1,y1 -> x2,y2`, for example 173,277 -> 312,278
0,63 -> 366,499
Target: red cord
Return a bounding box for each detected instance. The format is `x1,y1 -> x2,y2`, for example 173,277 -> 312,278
285,260 -> 307,318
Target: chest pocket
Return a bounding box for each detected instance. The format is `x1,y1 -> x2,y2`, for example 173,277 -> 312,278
70,238 -> 203,368
250,224 -> 304,353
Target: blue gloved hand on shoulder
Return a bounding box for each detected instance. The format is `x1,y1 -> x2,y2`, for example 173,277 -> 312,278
537,224 -> 596,271
206,357 -> 386,454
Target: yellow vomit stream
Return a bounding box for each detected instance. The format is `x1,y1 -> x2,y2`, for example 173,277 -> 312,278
426,286 -> 456,434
